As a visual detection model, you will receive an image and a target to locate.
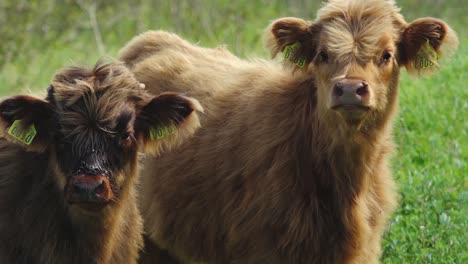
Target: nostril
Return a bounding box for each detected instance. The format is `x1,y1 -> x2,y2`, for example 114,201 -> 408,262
94,182 -> 104,194
356,86 -> 368,96
333,86 -> 344,97
73,183 -> 83,194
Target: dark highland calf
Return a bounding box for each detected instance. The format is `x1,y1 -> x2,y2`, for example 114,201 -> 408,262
120,0 -> 458,263
0,62 -> 202,264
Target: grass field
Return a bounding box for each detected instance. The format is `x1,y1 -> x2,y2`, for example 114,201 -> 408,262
1,0 -> 466,263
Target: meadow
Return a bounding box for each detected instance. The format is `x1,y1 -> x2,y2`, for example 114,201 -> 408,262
0,0 -> 466,262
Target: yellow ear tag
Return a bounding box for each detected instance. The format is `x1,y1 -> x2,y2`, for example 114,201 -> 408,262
415,39 -> 438,69
149,125 -> 175,141
283,42 -> 307,67
7,120 -> 37,145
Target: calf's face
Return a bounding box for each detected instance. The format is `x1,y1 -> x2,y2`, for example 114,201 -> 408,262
0,63 -> 202,211
267,0 -> 458,126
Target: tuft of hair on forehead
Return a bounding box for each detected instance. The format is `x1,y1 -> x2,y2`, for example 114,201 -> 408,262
48,61 -> 151,141
316,0 -> 405,64
317,0 -> 402,22
50,61 -> 147,106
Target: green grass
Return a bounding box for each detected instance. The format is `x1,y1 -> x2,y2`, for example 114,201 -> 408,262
383,43 -> 467,263
1,0 -> 466,262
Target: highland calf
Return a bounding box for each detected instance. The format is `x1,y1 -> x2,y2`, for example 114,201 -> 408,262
120,0 -> 458,263
0,62 -> 202,264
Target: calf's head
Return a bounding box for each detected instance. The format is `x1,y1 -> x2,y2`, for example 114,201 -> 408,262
266,0 -> 458,127
0,62 -> 202,211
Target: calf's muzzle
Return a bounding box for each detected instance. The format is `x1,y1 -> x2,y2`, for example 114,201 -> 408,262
331,78 -> 370,109
66,174 -> 113,204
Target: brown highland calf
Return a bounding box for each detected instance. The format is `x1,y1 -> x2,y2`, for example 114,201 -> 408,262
120,0 -> 458,263
0,62 -> 202,264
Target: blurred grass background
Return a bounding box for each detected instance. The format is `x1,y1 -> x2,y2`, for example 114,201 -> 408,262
0,0 -> 466,263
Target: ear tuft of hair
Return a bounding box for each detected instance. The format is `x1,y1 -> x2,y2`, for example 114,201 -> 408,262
399,18 -> 459,76
140,95 -> 203,156
0,95 -> 54,152
265,17 -> 311,59
264,17 -> 322,70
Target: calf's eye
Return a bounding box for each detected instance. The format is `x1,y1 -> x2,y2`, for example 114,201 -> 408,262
318,51 -> 329,63
380,51 -> 392,64
120,133 -> 133,147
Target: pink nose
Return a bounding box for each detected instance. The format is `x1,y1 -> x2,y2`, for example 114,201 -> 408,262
332,79 -> 369,106
66,175 -> 113,204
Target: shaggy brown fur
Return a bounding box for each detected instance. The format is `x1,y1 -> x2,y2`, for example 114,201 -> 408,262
119,0 -> 458,263
0,62 -> 202,264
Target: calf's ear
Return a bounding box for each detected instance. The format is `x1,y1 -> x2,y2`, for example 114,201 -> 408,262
0,95 -> 55,152
135,92 -> 203,156
397,18 -> 458,76
265,17 -> 322,69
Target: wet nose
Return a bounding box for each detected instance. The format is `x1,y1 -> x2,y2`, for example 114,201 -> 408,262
333,79 -> 369,105
72,178 -> 104,199
67,175 -> 113,203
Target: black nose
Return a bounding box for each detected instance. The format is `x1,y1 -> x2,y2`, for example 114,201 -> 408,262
333,79 -> 369,105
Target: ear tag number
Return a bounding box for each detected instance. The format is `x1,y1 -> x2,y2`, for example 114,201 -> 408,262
7,120 -> 37,145
415,39 -> 438,69
149,125 -> 175,141
283,42 -> 306,67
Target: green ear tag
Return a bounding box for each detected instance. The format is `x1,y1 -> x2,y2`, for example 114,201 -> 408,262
415,39 -> 438,69
149,125 -> 175,141
283,42 -> 306,67
7,120 -> 37,145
